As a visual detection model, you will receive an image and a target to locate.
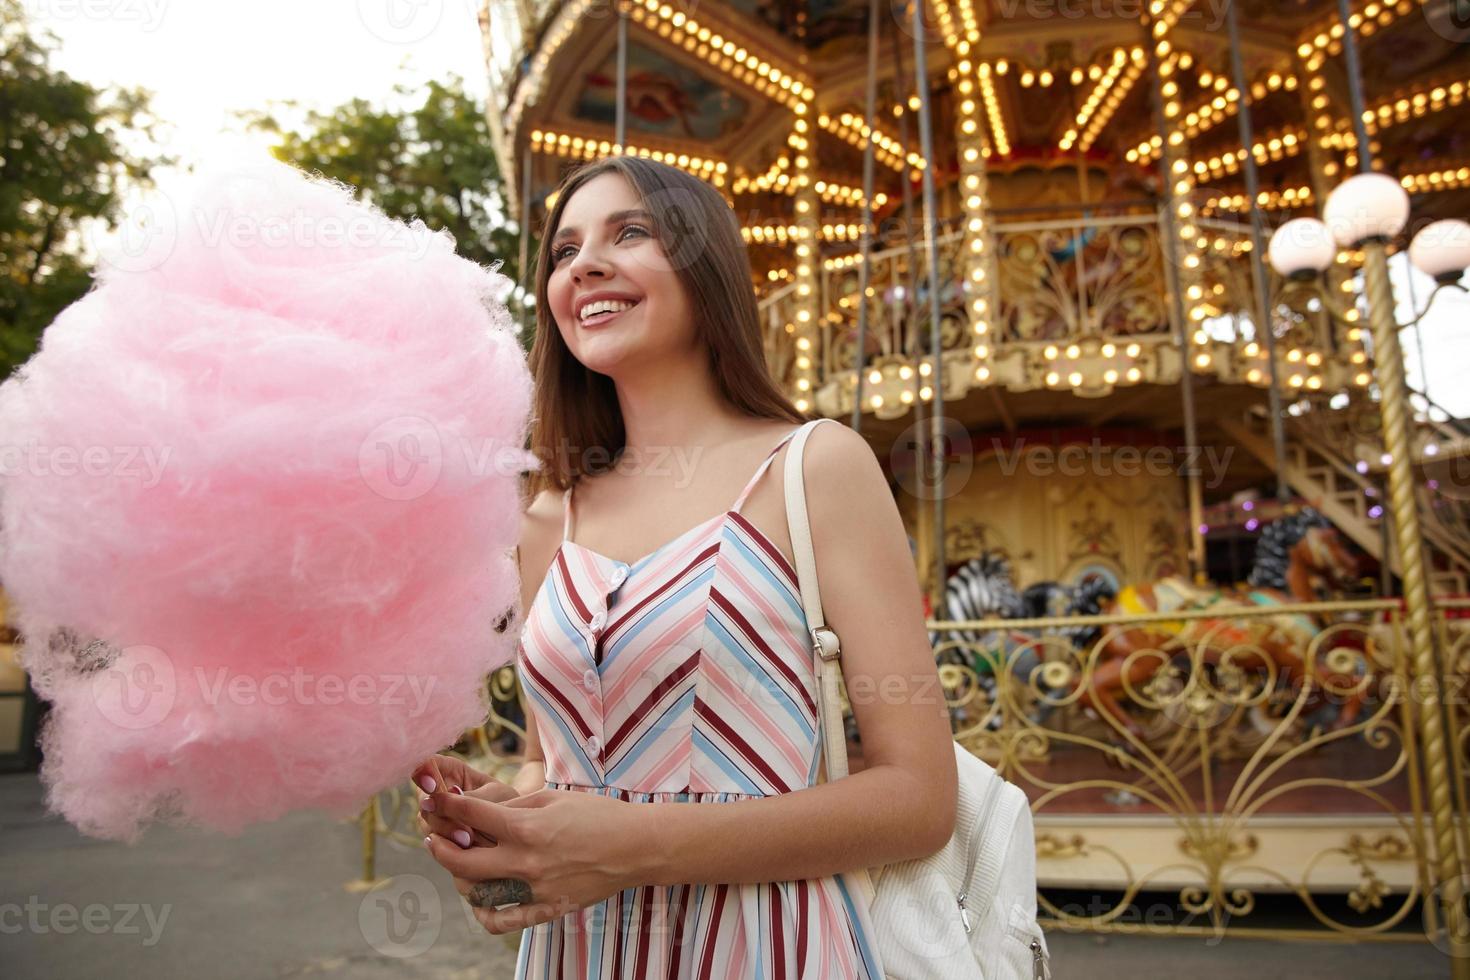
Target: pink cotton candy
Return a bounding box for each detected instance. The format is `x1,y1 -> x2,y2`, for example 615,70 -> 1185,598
0,156 -> 535,842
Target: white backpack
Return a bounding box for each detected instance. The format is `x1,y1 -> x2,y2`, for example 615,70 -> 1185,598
784,419 -> 1051,979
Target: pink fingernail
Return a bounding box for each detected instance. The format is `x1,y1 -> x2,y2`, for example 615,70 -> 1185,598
420,796 -> 435,813
451,829 -> 471,848
450,785 -> 463,795
423,835 -> 432,848
415,774 -> 436,794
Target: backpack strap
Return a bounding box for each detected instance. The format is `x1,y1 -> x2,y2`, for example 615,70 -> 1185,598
782,418 -> 849,782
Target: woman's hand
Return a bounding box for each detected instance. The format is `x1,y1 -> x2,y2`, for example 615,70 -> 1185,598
411,754 -> 518,848
421,787 -> 649,935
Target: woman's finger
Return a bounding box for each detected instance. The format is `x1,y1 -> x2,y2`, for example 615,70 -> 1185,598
426,789 -> 520,843
423,831 -> 522,881
469,899 -> 573,936
418,792 -> 496,847
413,753 -> 491,796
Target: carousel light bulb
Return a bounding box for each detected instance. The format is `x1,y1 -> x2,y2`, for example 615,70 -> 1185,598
1267,217 -> 1335,278
1408,219 -> 1470,284
1323,172 -> 1410,246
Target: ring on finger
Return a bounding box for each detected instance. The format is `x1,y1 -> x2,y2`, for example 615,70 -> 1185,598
467,878 -> 533,908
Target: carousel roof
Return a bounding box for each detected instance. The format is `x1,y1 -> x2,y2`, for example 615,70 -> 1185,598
496,0 -> 1468,234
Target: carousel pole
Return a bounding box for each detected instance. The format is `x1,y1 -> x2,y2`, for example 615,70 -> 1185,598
1333,2 -> 1470,969
850,0 -> 880,434
1225,1 -> 1291,505
891,13 -> 932,603
614,1 -> 628,149
910,0 -> 947,606
1146,35 -> 1207,584
518,151 -> 533,337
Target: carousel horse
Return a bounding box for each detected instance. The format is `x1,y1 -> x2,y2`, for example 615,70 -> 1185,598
1021,576 -> 1117,649
1077,509 -> 1366,741
925,552 -> 1053,732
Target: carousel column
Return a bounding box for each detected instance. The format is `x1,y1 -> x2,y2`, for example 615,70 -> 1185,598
1150,33 -> 1208,583
1364,235 -> 1470,976
1333,2 -> 1470,969
953,44 -> 998,389
1296,46 -> 1365,368
791,102 -> 821,414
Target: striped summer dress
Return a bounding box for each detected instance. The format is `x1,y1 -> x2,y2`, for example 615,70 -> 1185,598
514,421 -> 885,979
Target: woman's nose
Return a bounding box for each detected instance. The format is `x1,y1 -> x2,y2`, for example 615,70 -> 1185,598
569,247 -> 610,281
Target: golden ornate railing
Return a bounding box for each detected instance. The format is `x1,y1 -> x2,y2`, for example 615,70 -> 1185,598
352,598 -> 1469,949
925,597 -> 1467,943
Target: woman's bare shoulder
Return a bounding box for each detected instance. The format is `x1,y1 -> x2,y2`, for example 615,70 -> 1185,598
517,486 -> 567,591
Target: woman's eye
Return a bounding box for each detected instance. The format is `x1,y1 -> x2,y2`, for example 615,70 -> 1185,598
553,224 -> 649,265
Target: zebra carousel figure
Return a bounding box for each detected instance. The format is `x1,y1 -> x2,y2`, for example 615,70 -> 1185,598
923,552 -> 1108,733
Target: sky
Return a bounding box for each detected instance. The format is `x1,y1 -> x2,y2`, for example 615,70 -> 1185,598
26,0 -> 493,169
24,0 -> 1470,417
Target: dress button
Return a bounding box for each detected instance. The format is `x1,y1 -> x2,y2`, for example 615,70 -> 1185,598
609,566 -> 628,588
583,669 -> 598,693
589,610 -> 606,631
587,734 -> 602,756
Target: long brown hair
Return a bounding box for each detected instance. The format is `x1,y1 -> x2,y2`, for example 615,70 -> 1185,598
523,155 -> 805,501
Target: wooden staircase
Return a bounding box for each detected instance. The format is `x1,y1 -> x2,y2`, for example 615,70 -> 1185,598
1219,394 -> 1470,597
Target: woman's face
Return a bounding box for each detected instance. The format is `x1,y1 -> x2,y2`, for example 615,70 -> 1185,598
546,171 -> 696,377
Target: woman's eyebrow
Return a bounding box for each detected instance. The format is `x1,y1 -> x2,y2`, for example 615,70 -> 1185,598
552,209 -> 654,244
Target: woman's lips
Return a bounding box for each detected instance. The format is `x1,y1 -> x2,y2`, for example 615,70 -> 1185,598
580,299 -> 640,328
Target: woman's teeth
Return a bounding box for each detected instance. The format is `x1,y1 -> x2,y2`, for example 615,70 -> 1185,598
580,299 -> 639,326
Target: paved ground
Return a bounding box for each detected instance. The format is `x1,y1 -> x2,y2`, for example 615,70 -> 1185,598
0,772 -> 1455,978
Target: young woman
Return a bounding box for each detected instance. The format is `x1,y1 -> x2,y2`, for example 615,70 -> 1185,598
413,155 -> 956,978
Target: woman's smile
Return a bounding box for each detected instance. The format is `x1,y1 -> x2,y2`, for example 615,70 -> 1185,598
578,297 -> 642,329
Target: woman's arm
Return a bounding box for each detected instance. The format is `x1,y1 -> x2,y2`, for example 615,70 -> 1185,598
508,498 -> 558,798
511,703 -> 547,796
638,421 -> 957,886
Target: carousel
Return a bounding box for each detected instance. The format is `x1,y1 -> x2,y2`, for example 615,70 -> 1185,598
412,0 -> 1470,959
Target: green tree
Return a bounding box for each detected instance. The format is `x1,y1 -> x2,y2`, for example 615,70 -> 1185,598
242,78 -> 528,331
0,0 -> 168,380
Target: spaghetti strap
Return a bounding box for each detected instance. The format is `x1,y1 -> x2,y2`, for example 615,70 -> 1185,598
731,422 -> 808,514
